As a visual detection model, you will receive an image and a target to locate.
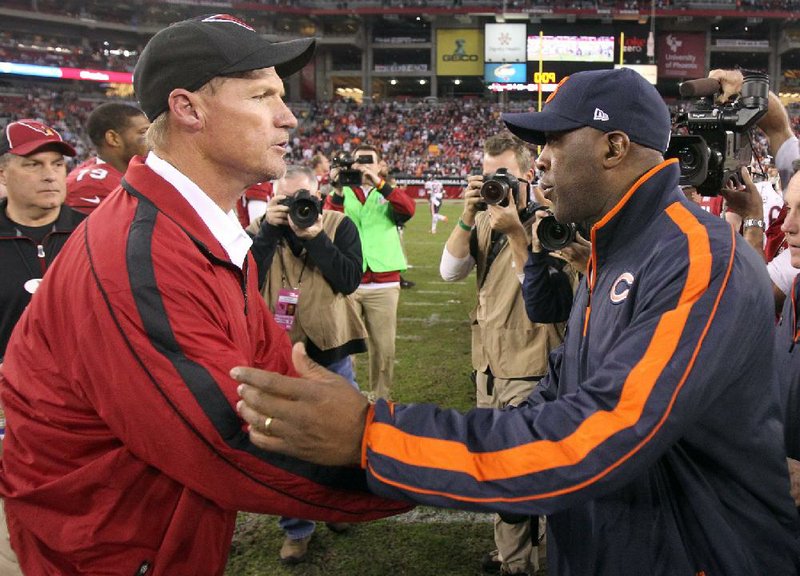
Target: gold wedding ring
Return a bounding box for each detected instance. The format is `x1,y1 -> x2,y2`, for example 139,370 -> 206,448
263,416 -> 274,436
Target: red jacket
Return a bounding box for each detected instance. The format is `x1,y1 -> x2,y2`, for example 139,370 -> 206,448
65,156 -> 123,214
0,158 -> 408,575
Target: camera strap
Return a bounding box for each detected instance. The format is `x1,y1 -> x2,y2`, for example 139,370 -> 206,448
277,245 -> 308,289
478,231 -> 508,290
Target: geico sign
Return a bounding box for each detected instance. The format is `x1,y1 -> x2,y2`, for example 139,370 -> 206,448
532,71 -> 557,84
443,54 -> 479,61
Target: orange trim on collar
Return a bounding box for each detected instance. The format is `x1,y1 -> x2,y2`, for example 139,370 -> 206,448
588,158 -> 679,293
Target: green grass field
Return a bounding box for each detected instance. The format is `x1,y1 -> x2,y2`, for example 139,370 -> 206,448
225,200 -> 542,576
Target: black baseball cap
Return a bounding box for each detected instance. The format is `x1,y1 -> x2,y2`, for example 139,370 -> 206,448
134,14 -> 316,121
502,68 -> 671,153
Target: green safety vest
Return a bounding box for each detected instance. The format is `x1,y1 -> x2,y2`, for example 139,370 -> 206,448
342,187 -> 407,273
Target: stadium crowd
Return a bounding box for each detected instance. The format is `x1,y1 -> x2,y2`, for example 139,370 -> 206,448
5,0 -> 800,26
0,82 -> 791,179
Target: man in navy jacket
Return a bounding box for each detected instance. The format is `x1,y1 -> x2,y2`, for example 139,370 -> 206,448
236,68 -> 800,575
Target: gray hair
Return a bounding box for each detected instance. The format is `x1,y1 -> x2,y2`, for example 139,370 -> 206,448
279,165 -> 318,193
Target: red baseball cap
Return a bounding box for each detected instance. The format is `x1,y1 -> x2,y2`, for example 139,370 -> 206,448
1,119 -> 77,157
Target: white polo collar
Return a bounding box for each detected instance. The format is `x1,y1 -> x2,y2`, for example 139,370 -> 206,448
145,152 -> 252,269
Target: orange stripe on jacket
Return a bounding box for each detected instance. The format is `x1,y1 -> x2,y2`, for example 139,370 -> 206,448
584,159 -> 678,336
364,199 -> 728,502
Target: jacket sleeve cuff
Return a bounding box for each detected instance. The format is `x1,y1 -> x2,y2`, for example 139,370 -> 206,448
377,182 -> 394,198
360,403 -> 376,469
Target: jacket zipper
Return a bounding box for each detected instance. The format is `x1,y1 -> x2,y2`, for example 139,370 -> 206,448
37,243 -> 46,276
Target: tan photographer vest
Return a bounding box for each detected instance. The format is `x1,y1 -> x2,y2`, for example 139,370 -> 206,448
471,212 -> 567,378
261,211 -> 367,353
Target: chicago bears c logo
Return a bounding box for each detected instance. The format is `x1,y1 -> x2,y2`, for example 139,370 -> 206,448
610,272 -> 634,304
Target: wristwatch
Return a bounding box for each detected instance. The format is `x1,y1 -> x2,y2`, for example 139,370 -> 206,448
742,218 -> 765,231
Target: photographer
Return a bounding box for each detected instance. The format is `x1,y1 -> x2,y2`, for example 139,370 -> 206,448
440,132 -> 574,576
324,144 -> 415,401
249,165 -> 368,563
709,69 -> 800,311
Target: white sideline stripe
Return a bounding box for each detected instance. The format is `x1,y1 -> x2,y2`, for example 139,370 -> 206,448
389,508 -> 494,524
413,290 -> 448,294
398,316 -> 464,324
401,301 -> 446,307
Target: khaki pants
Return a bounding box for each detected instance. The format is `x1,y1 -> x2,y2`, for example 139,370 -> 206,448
476,370 -> 543,574
353,285 -> 400,400
0,500 -> 23,575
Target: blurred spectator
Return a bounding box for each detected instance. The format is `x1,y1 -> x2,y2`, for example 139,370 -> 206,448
65,102 -> 149,214
311,152 -> 331,197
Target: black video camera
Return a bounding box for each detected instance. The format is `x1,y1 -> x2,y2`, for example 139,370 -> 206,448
279,189 -> 321,229
331,153 -> 371,188
476,168 -> 520,210
665,72 -> 769,197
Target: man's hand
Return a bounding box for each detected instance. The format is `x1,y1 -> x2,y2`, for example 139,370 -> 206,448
234,343 -> 367,467
708,69 -> 743,103
552,233 -> 591,276
530,208 -> 551,253
461,174 -> 484,226
289,214 -> 323,240
329,167 -> 344,196
357,163 -> 383,188
719,167 -> 763,220
265,194 -> 290,227
487,191 -> 525,237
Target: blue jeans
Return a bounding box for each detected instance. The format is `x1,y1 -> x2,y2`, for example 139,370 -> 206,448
279,354 -> 359,539
279,516 -> 316,541
325,355 -> 359,390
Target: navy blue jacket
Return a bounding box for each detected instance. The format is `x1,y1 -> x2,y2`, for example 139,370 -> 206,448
777,274 -> 800,461
362,160 -> 800,575
522,249 -> 575,323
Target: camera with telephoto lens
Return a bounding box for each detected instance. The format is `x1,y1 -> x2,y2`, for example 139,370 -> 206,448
279,189 -> 321,229
476,167 -> 520,210
537,211 -> 580,252
522,202 -> 580,251
665,72 -> 769,197
332,153 -> 372,188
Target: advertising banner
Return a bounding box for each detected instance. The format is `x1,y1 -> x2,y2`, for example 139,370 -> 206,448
657,32 -> 706,79
484,23 -> 527,63
437,29 -> 484,76
485,63 -> 527,84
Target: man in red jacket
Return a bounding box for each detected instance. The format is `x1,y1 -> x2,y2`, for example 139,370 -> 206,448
0,14 -> 407,575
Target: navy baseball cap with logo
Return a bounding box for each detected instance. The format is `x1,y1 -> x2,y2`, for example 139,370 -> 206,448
0,119 -> 76,157
502,68 -> 671,153
134,14 -> 316,121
